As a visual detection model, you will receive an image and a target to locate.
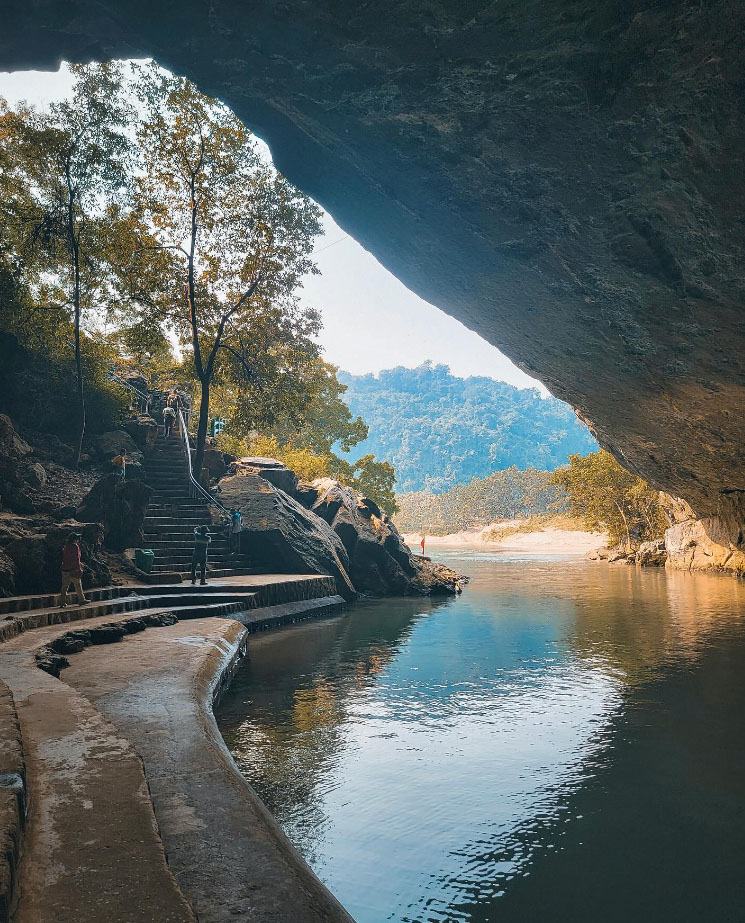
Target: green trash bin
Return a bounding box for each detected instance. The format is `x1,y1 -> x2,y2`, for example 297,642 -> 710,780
135,548 -> 154,573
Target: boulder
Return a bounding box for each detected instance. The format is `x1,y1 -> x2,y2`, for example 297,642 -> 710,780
89,431 -> 143,467
228,457 -> 298,495
607,547 -> 630,563
4,521 -> 108,594
0,550 -> 15,597
295,481 -> 320,509
202,445 -> 227,479
24,462 -> 47,490
30,433 -> 74,466
636,538 -> 667,567
310,478 -> 465,597
0,416 -> 36,514
216,473 -> 356,600
122,415 -> 158,454
76,473 -> 153,551
0,415 -> 31,459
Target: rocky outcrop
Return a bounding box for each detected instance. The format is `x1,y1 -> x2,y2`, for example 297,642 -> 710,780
202,445 -> 228,480
0,549 -> 16,597
228,457 -> 298,495
300,478 -> 465,596
122,415 -> 158,454
24,462 -> 47,490
217,465 -> 465,598
76,474 -> 153,552
664,492 -> 745,574
3,5 -> 745,518
4,521 -> 109,594
635,539 -> 667,567
0,415 -> 38,514
90,431 -> 143,466
216,473 -> 356,600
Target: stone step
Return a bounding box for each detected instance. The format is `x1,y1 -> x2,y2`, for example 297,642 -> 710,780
0,591 -> 261,643
150,557 -> 251,568
150,566 -> 257,578
145,509 -> 210,517
0,586 -> 138,616
144,533 -> 229,542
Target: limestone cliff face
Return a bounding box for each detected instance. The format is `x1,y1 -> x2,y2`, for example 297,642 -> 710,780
3,0 -> 745,516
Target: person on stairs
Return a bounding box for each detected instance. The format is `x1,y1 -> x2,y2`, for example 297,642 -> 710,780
228,508 -> 242,555
163,404 -> 176,438
58,533 -> 90,608
192,525 -> 211,585
111,449 -> 126,479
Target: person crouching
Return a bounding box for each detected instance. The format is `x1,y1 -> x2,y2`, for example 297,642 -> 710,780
192,525 -> 211,585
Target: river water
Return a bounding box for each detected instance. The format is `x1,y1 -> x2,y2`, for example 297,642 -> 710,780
216,552 -> 745,922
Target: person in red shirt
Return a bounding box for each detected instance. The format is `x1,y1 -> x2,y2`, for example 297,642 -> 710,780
420,535 -> 426,556
58,533 -> 90,608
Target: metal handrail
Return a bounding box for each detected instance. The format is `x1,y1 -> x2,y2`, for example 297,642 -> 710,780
106,369 -> 151,414
177,408 -> 231,524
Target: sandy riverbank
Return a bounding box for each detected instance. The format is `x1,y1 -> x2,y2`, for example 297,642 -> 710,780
403,521 -> 607,555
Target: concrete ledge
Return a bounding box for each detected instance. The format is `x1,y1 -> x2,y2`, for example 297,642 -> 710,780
0,680 -> 24,923
63,619 -> 355,922
0,654 -> 195,923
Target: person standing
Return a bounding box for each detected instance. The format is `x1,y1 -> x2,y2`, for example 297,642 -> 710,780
111,449 -> 126,479
163,404 -> 176,438
191,525 -> 211,585
420,534 -> 426,556
228,508 -> 243,555
58,533 -> 90,608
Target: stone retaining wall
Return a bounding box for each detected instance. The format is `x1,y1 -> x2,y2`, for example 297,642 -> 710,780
0,679 -> 25,922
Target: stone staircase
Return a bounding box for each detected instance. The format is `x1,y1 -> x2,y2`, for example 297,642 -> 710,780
143,428 -> 255,580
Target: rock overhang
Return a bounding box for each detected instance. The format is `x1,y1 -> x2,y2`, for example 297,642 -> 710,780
2,0 -> 745,515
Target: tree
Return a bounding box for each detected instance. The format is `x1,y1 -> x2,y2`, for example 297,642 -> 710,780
130,64 -> 323,478
551,450 -> 665,550
270,359 -> 368,455
0,64 -> 132,465
346,455 -> 397,516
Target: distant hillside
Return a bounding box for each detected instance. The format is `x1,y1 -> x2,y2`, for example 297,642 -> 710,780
338,364 -> 597,493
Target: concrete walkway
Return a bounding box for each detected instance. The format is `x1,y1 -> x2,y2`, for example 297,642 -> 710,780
62,619 -> 354,923
0,652 -> 195,923
0,576 -> 352,922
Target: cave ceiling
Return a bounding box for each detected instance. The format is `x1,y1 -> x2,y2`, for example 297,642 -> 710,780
2,0 -> 744,513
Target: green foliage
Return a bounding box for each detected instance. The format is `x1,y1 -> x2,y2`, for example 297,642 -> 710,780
0,63 -> 134,462
394,466 -> 563,534
124,63 -> 324,475
269,359 -> 368,455
346,455 -> 397,516
338,364 -> 597,492
550,450 -> 667,549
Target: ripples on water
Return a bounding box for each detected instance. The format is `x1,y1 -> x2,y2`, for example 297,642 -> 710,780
216,552 -> 745,922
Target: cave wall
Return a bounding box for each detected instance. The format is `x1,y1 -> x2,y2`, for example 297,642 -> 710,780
2,0 -> 745,516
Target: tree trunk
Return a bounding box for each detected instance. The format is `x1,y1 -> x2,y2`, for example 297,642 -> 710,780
193,377 -> 210,482
72,296 -> 85,468
70,226 -> 85,468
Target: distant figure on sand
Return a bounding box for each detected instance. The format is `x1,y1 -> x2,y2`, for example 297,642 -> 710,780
112,449 -> 126,479
192,525 -> 211,585
421,535 -> 426,555
163,404 -> 176,438
58,533 -> 89,608
228,508 -> 242,555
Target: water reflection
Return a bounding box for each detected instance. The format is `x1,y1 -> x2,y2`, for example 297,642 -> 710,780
216,554 -> 745,922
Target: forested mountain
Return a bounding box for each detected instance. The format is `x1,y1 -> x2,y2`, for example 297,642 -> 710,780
337,364 -> 597,492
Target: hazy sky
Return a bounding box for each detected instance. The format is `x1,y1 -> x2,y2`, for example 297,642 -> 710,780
0,66 -> 547,393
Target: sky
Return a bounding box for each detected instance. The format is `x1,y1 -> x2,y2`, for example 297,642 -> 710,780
0,65 -> 548,394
